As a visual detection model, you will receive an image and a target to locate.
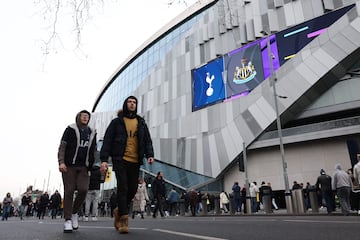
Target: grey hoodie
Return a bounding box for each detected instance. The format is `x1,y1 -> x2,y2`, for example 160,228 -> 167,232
332,164 -> 352,190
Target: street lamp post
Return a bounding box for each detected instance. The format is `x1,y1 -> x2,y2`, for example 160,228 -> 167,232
243,142 -> 252,214
262,31 -> 292,213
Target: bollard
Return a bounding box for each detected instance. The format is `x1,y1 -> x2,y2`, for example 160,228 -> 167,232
229,195 -> 235,215
214,196 -> 221,215
285,192 -> 294,214
308,185 -> 319,213
263,195 -> 272,214
179,199 -> 186,216
291,189 -> 305,213
201,197 -> 208,216
245,196 -> 252,215
261,185 -> 273,214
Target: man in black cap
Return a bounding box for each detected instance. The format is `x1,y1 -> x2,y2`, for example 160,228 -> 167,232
315,169 -> 333,214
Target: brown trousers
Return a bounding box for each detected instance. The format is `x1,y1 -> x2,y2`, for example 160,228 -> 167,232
62,166 -> 89,220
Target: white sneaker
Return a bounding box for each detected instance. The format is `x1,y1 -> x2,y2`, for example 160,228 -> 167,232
358,210 -> 360,215
91,216 -> 98,221
64,220 -> 73,233
84,216 -> 89,222
71,214 -> 79,230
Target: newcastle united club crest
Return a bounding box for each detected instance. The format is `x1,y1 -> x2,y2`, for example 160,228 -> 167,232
233,58 -> 257,84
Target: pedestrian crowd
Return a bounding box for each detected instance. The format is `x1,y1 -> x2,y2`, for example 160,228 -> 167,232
223,156 -> 358,216
1,190 -> 63,221
2,95 -> 358,239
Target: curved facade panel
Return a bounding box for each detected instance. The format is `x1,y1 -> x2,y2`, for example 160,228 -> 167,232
93,0 -> 360,191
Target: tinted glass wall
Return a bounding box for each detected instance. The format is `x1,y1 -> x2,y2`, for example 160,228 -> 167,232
94,11 -> 208,112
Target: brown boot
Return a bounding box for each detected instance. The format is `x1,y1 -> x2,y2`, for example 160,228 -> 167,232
113,208 -> 121,231
119,215 -> 129,234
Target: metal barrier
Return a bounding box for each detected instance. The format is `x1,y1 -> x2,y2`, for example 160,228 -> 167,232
308,185 -> 319,213
291,189 -> 305,213
214,196 -> 221,215
262,195 -> 272,213
245,196 -> 252,214
179,199 -> 186,216
229,195 -> 235,215
285,192 -> 294,214
201,197 -> 208,216
261,186 -> 273,214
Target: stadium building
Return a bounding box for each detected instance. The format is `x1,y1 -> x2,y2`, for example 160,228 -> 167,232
91,0 -> 360,200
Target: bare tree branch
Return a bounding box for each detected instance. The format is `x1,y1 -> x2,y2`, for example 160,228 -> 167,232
35,0 -> 191,65
36,0 -> 104,58
167,0 -> 190,7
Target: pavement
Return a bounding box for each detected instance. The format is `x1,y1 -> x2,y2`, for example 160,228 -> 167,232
191,206 -> 359,217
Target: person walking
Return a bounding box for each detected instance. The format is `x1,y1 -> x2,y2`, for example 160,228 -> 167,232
38,192 -> 50,220
219,191 -> 229,213
353,153 -> 360,214
84,165 -> 103,221
100,96 -> 154,234
316,169 -> 333,214
188,189 -> 199,216
58,110 -> 100,233
131,177 -> 149,219
167,187 -> 180,216
249,182 -> 259,213
232,182 -> 241,214
49,190 -> 61,219
353,154 -> 360,183
152,171 -> 166,218
2,193 -> 13,221
332,163 -> 352,215
19,192 -> 31,220
240,184 -> 247,213
267,182 -> 278,210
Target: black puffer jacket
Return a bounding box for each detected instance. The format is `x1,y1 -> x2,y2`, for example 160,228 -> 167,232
100,102 -> 154,169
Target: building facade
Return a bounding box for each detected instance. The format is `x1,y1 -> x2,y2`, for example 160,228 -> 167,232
92,0 -> 360,194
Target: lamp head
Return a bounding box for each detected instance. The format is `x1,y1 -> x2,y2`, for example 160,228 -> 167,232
260,30 -> 269,36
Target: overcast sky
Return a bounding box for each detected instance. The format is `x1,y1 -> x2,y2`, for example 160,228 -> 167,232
0,0 -> 198,200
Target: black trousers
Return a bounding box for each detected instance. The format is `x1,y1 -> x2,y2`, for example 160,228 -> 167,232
153,195 -> 165,217
114,160 -> 140,216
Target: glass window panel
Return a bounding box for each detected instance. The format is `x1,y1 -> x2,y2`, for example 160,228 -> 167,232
95,9 -> 207,114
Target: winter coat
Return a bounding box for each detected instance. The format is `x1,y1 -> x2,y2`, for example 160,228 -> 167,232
353,162 -> 360,184
232,184 -> 241,200
249,183 -> 259,198
132,182 -> 149,212
100,111 -> 154,170
316,174 -> 332,192
58,123 -> 97,169
152,177 -> 166,198
332,164 -> 352,190
167,190 -> 180,204
219,192 -> 229,209
49,193 -> 61,209
188,190 -> 199,207
2,197 -> 13,207
39,194 -> 50,208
